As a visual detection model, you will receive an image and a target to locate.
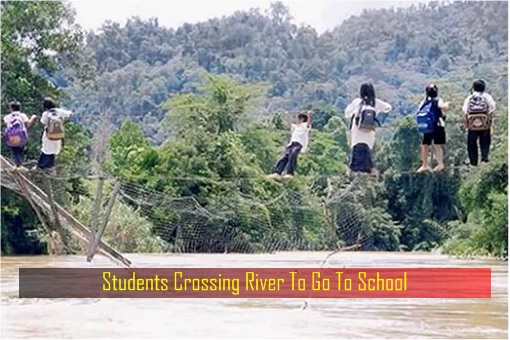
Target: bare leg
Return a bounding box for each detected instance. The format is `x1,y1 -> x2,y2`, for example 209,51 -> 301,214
433,145 -> 444,172
417,145 -> 431,173
369,168 -> 379,178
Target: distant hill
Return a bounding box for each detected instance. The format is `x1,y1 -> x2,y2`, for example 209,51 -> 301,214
65,1 -> 508,143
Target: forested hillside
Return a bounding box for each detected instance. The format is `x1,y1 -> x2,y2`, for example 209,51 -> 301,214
1,1 -> 507,258
65,1 -> 507,143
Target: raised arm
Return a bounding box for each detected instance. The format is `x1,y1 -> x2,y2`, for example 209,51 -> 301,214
375,99 -> 392,114
344,98 -> 361,118
306,110 -> 312,128
26,114 -> 38,128
55,108 -> 73,119
438,98 -> 450,111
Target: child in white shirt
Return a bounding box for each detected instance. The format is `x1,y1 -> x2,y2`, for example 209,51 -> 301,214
462,79 -> 496,166
35,97 -> 73,171
268,111 -> 312,180
3,101 -> 37,169
344,83 -> 392,177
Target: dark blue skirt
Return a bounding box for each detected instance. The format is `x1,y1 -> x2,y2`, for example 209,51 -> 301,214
349,143 -> 374,173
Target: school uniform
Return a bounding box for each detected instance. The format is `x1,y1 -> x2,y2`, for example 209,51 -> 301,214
37,108 -> 72,169
3,111 -> 29,166
344,98 -> 392,173
273,122 -> 310,175
462,92 -> 496,166
418,97 -> 447,146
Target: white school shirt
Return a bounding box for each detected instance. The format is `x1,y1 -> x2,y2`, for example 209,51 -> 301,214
289,122 -> 310,153
344,98 -> 392,149
3,111 -> 29,126
462,92 -> 496,114
40,108 -> 72,155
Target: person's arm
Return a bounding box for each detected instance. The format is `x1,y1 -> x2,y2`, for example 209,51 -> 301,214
485,94 -> 496,113
461,96 -> 470,114
344,99 -> 360,118
40,111 -> 48,125
306,110 -> 312,129
375,99 -> 392,114
25,114 -> 38,128
55,108 -> 73,119
438,98 -> 449,111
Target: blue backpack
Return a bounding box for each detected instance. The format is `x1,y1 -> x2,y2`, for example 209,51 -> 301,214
416,99 -> 437,134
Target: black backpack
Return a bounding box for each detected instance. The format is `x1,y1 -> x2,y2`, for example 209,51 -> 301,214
352,101 -> 380,132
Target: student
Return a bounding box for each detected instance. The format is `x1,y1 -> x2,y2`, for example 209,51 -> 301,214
3,101 -> 37,170
34,97 -> 72,172
344,83 -> 392,177
416,84 -> 450,173
268,111 -> 312,180
462,79 -> 496,166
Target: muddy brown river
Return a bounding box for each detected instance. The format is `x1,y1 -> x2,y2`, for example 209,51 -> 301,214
1,252 -> 507,339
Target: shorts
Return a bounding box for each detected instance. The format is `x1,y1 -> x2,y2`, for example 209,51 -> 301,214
37,152 -> 55,169
349,143 -> 374,173
422,126 -> 446,145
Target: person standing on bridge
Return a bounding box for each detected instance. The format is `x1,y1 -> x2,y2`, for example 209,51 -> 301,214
3,101 -> 37,171
462,79 -> 496,167
416,84 -> 450,173
344,83 -> 392,178
33,97 -> 73,173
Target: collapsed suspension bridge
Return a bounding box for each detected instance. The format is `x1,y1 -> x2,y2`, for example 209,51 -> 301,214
1,155 -> 131,267
2,153 -> 381,267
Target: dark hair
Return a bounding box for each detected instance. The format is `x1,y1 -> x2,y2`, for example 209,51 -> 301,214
472,79 -> 486,93
425,84 -> 438,99
297,113 -> 308,122
43,97 -> 56,110
9,101 -> 21,112
360,83 -> 376,107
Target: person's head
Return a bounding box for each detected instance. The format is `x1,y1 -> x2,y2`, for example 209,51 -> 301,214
42,97 -> 56,110
297,113 -> 308,123
472,79 -> 486,93
360,83 -> 376,106
425,84 -> 438,98
9,101 -> 21,112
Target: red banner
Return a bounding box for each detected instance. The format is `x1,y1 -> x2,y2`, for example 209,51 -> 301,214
19,268 -> 491,298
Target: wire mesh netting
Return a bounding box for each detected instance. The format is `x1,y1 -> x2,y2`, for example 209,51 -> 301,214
1,164 -> 383,256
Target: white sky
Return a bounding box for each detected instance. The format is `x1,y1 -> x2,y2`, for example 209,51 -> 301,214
70,0 -> 424,34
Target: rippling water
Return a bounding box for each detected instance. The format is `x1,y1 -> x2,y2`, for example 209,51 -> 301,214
1,252 -> 507,339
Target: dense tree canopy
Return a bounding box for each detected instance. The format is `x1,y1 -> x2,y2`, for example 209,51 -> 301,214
1,1 -> 507,258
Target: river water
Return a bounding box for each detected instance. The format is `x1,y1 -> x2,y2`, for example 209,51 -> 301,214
1,252 -> 507,339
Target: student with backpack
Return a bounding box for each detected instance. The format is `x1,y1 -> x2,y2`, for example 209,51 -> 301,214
3,101 -> 38,170
462,79 -> 496,166
268,111 -> 312,180
344,83 -> 392,177
34,97 -> 72,172
416,84 -> 450,173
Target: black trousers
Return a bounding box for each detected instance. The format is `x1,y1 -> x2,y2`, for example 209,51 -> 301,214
274,142 -> 302,175
467,130 -> 491,166
9,146 -> 24,166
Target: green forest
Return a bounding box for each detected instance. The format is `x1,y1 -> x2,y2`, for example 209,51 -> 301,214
1,1 -> 507,259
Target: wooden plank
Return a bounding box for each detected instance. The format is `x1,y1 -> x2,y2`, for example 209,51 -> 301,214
11,171 -> 59,254
87,181 -> 120,262
87,178 -> 104,261
42,175 -> 69,249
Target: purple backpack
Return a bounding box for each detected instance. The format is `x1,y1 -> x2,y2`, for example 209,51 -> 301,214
4,114 -> 28,147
